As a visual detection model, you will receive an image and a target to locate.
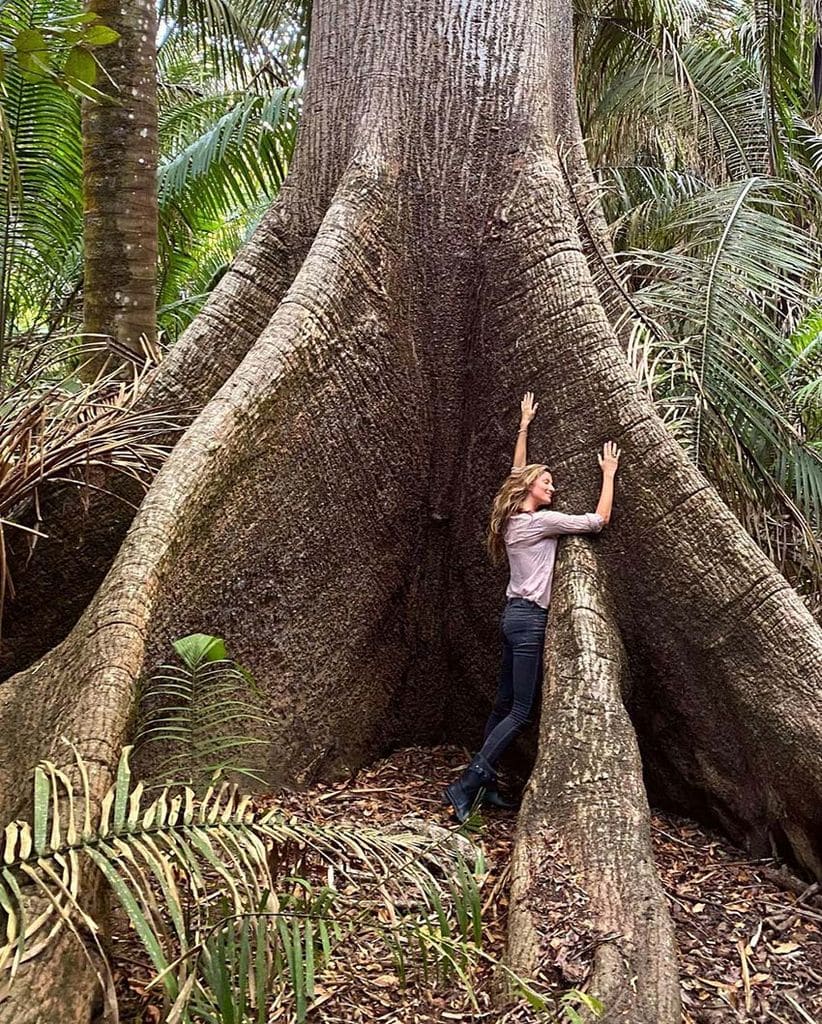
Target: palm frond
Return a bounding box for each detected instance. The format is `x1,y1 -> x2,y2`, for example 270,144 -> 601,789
745,0 -> 811,171
158,86 -> 299,216
152,31 -> 300,338
583,29 -> 767,180
0,2 -> 84,361
616,178 -> 822,588
0,744 -> 575,1023
157,0 -> 305,88
0,344 -> 191,628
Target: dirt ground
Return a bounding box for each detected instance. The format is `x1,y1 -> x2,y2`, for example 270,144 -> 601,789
112,744 -> 822,1023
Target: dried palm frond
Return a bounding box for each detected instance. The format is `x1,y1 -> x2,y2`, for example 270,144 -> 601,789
0,340 -> 192,628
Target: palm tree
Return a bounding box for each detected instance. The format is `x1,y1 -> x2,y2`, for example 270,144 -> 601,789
0,0 -> 303,380
575,0 -> 822,608
80,0 -> 160,380
81,0 -> 307,378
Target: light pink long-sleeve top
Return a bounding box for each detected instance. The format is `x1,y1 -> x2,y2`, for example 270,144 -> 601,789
505,509 -> 604,609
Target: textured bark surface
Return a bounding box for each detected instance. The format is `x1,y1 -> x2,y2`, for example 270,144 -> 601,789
1,0 -> 821,1018
0,886 -> 111,1024
82,0 -> 159,377
507,539 -> 681,1022
0,165 -> 402,1021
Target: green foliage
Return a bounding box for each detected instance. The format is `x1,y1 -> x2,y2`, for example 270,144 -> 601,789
559,990 -> 606,1024
0,0 -> 303,365
0,745 -> 594,1022
155,43 -> 301,340
136,633 -> 269,789
0,0 -> 126,378
158,0 -> 306,88
3,8 -> 118,97
0,0 -> 84,376
580,0 -> 822,607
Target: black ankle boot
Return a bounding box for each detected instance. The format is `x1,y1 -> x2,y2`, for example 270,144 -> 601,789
481,786 -> 520,810
443,753 -> 496,823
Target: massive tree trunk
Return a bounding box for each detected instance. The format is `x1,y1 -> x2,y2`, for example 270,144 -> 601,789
81,0 -> 159,379
0,0 -> 820,1019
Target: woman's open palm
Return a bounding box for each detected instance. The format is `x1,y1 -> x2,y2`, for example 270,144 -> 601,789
598,440 -> 621,474
520,391 -> 538,426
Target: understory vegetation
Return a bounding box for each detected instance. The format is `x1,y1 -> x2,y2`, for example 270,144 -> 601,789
0,0 -> 820,1020
0,637 -> 603,1022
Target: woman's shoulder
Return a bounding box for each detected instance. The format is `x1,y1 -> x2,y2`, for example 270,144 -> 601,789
509,509 -> 552,522
505,510 -> 552,537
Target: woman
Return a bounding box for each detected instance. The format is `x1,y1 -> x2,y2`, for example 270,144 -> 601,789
443,392 -> 621,822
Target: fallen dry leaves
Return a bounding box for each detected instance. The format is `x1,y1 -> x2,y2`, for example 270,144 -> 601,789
651,813 -> 822,1023
110,744 -> 821,1023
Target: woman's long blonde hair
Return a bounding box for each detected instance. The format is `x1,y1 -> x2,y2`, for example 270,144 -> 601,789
486,463 -> 548,565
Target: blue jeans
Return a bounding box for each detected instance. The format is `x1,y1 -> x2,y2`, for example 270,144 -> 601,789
477,597 -> 548,768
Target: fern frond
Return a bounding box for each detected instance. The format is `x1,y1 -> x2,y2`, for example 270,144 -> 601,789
0,743 -> 528,1022
136,634 -> 270,789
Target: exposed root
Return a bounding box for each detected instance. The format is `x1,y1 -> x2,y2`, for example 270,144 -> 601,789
506,539 -> 681,1023
1,190 -> 308,682
0,154 -> 425,1021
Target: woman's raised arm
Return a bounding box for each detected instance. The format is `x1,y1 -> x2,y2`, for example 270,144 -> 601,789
512,391 -> 538,471
595,440 -> 621,523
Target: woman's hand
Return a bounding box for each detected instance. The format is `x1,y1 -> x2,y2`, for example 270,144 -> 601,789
595,442 -> 621,523
598,440 -> 621,476
513,392 -> 538,470
520,391 -> 538,429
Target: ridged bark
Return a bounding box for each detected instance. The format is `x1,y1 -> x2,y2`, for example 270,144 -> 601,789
81,0 -> 158,377
507,540 -> 681,1022
0,0 -> 820,1018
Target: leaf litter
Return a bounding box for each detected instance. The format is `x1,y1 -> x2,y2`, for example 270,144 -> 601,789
110,744 -> 821,1022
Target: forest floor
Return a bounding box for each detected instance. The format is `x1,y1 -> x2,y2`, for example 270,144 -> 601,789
113,745 -> 822,1024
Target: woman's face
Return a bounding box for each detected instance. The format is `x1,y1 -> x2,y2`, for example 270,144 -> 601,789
530,470 -> 555,507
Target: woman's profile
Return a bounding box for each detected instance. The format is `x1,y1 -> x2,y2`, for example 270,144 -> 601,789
443,392 -> 621,821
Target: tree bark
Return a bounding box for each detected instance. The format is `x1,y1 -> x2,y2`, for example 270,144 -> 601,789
0,158 -> 410,1020
507,539 -> 681,1022
1,0 -> 821,1017
81,0 -> 159,378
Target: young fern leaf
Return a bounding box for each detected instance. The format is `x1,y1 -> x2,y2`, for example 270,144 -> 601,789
136,633 -> 269,790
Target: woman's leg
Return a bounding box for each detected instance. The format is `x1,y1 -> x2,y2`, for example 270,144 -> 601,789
443,600 -> 546,822
482,631 -> 514,741
474,601 -> 547,768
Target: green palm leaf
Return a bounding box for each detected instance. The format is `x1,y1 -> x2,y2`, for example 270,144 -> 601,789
0,743 -> 543,1022
614,178 -> 822,587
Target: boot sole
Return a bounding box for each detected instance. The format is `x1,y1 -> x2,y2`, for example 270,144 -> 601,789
482,797 -> 520,810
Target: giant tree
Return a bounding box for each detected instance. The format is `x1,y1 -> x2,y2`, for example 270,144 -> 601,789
0,0 -> 820,1021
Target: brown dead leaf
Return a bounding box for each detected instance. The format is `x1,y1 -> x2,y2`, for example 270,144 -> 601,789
773,941 -> 801,954
372,974 -> 399,988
